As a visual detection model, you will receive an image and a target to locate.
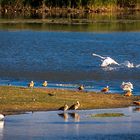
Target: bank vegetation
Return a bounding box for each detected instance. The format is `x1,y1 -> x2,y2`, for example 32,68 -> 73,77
0,0 -> 140,17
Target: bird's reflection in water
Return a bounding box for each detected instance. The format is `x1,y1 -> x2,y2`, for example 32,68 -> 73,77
133,107 -> 140,112
58,112 -> 80,122
69,112 -> 80,136
68,112 -> 80,122
0,121 -> 4,137
58,113 -> 69,122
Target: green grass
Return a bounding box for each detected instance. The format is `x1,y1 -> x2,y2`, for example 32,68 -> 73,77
91,113 -> 125,117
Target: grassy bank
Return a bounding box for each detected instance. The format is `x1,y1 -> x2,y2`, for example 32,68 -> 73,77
0,86 -> 140,115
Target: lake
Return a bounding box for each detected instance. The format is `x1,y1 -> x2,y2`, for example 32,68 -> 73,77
0,30 -> 140,94
0,13 -> 140,140
1,107 -> 140,140
0,13 -> 140,94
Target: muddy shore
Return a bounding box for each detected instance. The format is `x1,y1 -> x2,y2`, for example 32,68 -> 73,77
0,86 -> 140,115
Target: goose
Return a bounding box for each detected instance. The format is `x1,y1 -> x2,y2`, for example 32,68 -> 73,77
78,85 -> 84,91
58,103 -> 69,111
28,81 -> 34,88
42,81 -> 48,87
69,101 -> 80,110
101,86 -> 109,93
0,114 -> 4,121
133,101 -> 140,105
124,91 -> 133,97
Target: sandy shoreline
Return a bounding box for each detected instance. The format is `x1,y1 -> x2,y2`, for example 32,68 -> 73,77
0,85 -> 140,115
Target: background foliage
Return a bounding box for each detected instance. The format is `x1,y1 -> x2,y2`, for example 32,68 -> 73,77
0,0 -> 139,8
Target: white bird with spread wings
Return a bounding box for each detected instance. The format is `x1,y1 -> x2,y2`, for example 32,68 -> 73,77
92,53 -> 119,67
121,82 -> 133,92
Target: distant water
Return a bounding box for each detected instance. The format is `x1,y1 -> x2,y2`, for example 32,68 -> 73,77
1,107 -> 140,140
0,31 -> 140,94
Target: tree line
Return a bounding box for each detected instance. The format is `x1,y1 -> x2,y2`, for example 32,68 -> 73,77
0,0 -> 140,11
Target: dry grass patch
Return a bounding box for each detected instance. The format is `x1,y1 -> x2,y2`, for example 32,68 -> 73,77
0,86 -> 140,115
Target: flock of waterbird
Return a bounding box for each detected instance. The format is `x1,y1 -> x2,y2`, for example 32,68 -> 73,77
28,80 -> 81,112
26,80 -> 140,112
0,80 -> 139,121
59,101 -> 80,111
28,80 -> 48,88
1,52 -> 140,121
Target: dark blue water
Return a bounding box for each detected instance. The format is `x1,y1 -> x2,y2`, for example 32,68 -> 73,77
0,31 -> 140,94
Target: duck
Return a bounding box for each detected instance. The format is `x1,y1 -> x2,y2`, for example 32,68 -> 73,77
78,85 -> 84,91
42,81 -> 48,87
133,101 -> 140,105
0,114 -> 4,121
58,103 -> 69,111
69,101 -> 80,110
124,91 -> 133,97
101,86 -> 109,93
28,81 -> 34,88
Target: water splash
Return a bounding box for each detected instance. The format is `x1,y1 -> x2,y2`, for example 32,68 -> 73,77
92,53 -> 139,69
120,61 -> 134,68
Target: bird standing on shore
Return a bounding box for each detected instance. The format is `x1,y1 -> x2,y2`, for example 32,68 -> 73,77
28,81 -> 34,88
69,101 -> 80,110
42,81 -> 48,87
59,103 -> 69,111
101,86 -> 109,93
78,85 -> 84,91
133,101 -> 140,105
124,91 -> 133,96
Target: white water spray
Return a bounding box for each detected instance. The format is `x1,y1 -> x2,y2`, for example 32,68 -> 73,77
92,53 -> 138,68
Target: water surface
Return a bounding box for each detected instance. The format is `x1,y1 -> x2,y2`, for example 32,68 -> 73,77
1,107 -> 140,140
0,31 -> 140,94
